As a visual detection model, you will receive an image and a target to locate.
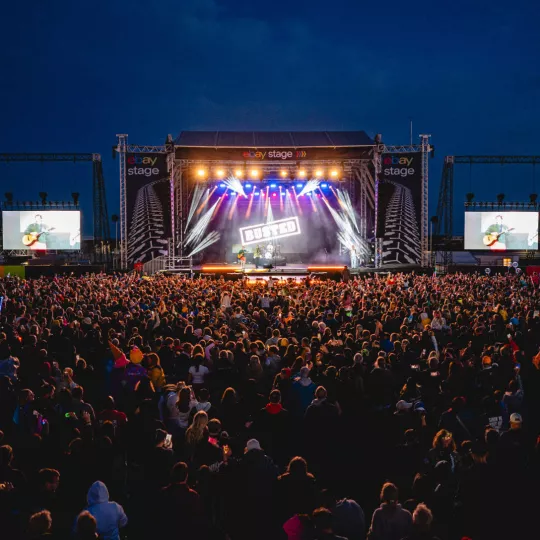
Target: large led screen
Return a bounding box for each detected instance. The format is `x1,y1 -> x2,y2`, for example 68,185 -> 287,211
2,211 -> 81,250
464,211 -> 538,250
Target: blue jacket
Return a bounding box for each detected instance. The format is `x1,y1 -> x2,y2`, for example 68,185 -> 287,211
86,481 -> 128,540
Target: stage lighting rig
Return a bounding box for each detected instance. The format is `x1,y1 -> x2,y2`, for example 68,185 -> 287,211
196,168 -> 207,178
297,170 -> 306,178
216,169 -> 225,178
250,169 -> 259,179
315,169 -> 324,178
234,169 -> 244,178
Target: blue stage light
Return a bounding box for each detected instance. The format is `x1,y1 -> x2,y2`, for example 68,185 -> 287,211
306,192 -> 312,196
270,183 -> 277,188
254,192 -> 260,196
296,183 -> 303,189
245,183 -> 252,188
231,192 -> 237,196
219,183 -> 226,188
321,183 -> 328,188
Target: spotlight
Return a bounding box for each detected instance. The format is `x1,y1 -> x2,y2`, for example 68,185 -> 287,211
496,193 -> 505,204
245,183 -> 252,188
298,170 -> 306,178
231,192 -> 237,196
272,193 -> 277,197
321,183 -> 328,188
234,169 -> 244,177
4,192 -> 13,204
71,192 -> 80,206
280,170 -> 288,178
315,169 -> 324,178
219,183 -> 226,188
254,192 -> 260,196
466,192 -> 474,203
530,193 -> 538,204
296,183 -> 303,189
39,192 -> 48,204
196,169 -> 206,178
270,183 -> 277,188
216,169 -> 225,178
250,169 -> 259,178
330,169 -> 339,178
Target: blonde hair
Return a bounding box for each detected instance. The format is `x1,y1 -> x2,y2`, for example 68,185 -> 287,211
186,410 -> 208,446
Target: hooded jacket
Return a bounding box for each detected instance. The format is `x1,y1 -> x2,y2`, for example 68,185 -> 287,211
86,481 -> 128,540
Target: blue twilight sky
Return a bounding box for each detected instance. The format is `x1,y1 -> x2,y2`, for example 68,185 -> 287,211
1,0 -> 539,235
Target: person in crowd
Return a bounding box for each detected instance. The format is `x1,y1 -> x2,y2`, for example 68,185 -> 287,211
75,511 -> 99,540
27,509 -> 53,539
84,481 -> 127,540
312,507 -> 348,540
368,482 -> 412,540
402,503 -> 440,540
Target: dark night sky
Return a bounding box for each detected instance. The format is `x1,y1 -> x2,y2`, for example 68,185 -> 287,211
1,0 -> 539,235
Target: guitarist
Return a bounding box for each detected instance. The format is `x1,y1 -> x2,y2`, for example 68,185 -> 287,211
23,214 -> 51,249
237,246 -> 247,270
484,215 -> 510,250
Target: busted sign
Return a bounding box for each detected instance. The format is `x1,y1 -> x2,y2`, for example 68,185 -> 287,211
239,217 -> 301,246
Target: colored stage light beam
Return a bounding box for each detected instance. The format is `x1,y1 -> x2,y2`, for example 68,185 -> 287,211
309,191 -> 318,213
291,187 -> 303,215
336,189 -> 359,233
245,190 -> 255,219
187,230 -> 221,257
264,186 -> 270,217
185,185 -> 206,231
195,185 -> 218,217
228,190 -> 239,220
185,200 -> 219,247
298,179 -> 320,197
223,175 -> 246,197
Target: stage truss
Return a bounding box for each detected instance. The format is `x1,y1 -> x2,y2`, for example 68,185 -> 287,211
116,134 -> 432,270
375,135 -> 432,268
173,157 -> 377,264
436,155 -> 540,267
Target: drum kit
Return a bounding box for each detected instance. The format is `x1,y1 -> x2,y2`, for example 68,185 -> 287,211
263,242 -> 282,260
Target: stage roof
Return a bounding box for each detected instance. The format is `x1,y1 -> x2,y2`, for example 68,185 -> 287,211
175,131 -> 374,148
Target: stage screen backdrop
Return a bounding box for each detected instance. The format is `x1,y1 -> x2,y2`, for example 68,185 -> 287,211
464,211 -> 538,250
2,210 -> 81,250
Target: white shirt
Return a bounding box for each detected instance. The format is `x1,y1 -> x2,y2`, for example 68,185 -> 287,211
189,365 -> 209,384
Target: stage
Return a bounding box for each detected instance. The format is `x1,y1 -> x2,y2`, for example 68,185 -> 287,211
161,262 -> 424,279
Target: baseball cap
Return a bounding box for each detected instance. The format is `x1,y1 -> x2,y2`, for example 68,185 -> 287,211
396,400 -> 413,411
510,413 -> 522,424
414,401 -> 426,413
245,439 -> 261,452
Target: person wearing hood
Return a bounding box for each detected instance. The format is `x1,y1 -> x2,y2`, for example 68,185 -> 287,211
84,480 -> 127,540
292,366 -> 317,417
368,482 -> 412,540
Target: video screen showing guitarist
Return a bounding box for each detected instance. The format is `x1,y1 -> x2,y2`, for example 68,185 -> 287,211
483,215 -> 513,250
23,214 -> 54,250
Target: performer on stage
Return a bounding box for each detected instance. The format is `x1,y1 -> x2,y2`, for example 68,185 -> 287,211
254,244 -> 262,269
22,214 -> 54,250
483,215 -> 513,251
237,246 -> 247,270
350,245 -> 359,269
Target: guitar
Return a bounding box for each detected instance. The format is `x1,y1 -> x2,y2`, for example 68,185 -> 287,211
70,231 -> 81,247
483,228 -> 514,247
22,228 -> 55,247
237,251 -> 246,262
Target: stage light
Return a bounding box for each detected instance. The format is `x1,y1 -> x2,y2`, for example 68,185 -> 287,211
219,183 -> 226,188
296,183 -> 303,189
250,169 -> 259,178
254,192 -> 260,196
306,192 -> 312,197
466,192 -> 475,203
216,169 -> 225,178
234,169 -> 244,177
298,170 -> 306,178
272,193 -> 277,197
72,192 -> 80,206
330,169 -> 339,178
280,170 -> 288,178
245,183 -> 252,188
196,169 -> 206,178
270,183 -> 277,188
497,193 -> 505,204
231,192 -> 237,196
315,169 -> 324,178
321,183 -> 328,188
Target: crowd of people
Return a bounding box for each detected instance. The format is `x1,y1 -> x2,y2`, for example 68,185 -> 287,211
1,269 -> 540,540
